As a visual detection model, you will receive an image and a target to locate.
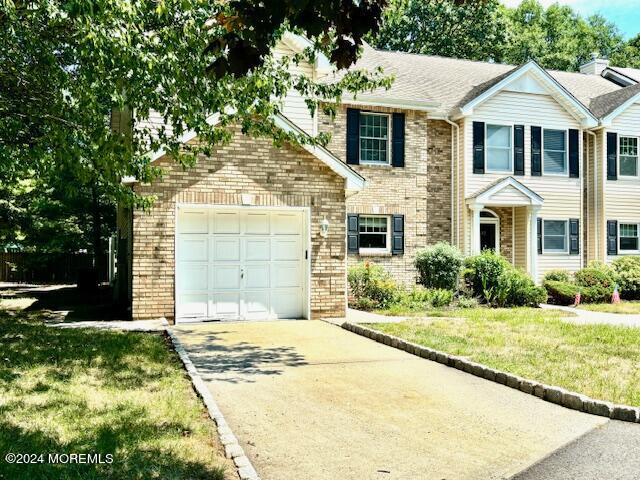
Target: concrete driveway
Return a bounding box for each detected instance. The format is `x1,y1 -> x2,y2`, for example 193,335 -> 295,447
173,320 -> 607,480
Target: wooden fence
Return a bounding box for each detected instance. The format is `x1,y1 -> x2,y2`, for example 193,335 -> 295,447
0,252 -> 107,284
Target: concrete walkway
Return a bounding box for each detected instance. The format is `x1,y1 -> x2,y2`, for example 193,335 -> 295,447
173,320 -> 608,480
542,304 -> 640,327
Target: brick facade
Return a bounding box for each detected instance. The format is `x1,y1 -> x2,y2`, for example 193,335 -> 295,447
129,129 -> 347,321
319,105 -> 452,284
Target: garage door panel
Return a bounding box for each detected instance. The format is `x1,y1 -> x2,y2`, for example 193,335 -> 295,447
213,265 -> 241,290
178,263 -> 208,291
178,210 -> 209,234
177,294 -> 208,318
213,238 -> 240,261
178,237 -> 208,262
272,237 -> 301,260
272,213 -> 301,235
244,264 -> 270,288
244,291 -> 270,317
245,238 -> 270,261
272,264 -> 301,288
271,291 -> 301,318
214,212 -> 241,234
245,213 -> 270,234
211,293 -> 241,317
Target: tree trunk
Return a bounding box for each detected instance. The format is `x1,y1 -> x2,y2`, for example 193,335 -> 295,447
91,185 -> 103,282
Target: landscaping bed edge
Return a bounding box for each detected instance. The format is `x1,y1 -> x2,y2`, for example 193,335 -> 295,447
165,327 -> 261,480
342,321 -> 640,423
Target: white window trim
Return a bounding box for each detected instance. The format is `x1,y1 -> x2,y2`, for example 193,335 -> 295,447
359,112 -> 392,166
618,135 -> 639,180
542,219 -> 569,254
484,123 -> 514,174
542,128 -> 569,177
618,222 -> 640,254
358,214 -> 391,255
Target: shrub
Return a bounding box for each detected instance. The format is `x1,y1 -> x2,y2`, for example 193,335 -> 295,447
544,280 -> 580,305
456,296 -> 479,309
543,269 -> 571,283
392,286 -> 454,310
581,285 -> 614,304
347,262 -> 398,310
575,261 -> 616,289
463,251 -> 544,307
415,242 -> 464,291
612,256 -> 640,299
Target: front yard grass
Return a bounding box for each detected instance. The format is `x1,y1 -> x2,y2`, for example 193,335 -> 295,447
370,307 -> 640,406
0,293 -> 233,480
578,301 -> 640,314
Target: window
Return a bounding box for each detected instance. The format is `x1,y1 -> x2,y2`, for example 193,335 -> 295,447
620,223 -> 639,252
543,220 -> 568,253
486,124 -> 512,172
619,137 -> 639,177
543,129 -> 567,175
359,216 -> 389,251
359,113 -> 390,164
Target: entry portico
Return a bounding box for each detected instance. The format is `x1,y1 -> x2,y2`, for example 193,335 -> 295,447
466,177 -> 544,280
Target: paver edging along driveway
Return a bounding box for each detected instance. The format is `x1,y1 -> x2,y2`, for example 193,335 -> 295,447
342,321 -> 640,423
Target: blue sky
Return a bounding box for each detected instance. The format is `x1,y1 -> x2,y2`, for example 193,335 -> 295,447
501,0 -> 640,39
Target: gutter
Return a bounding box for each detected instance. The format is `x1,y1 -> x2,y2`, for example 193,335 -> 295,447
444,118 -> 460,246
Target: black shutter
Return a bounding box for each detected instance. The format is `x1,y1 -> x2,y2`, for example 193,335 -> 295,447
607,132 -> 618,180
569,129 -> 579,178
391,215 -> 404,255
514,124 -> 525,175
347,214 -> 359,253
531,126 -> 542,176
392,113 -> 405,167
607,220 -> 618,255
346,108 -> 360,165
537,217 -> 543,254
473,121 -> 485,174
569,219 -> 580,255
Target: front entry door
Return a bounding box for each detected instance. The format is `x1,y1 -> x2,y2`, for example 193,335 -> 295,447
480,223 -> 497,252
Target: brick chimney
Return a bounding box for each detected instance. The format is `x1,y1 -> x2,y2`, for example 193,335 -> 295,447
580,53 -> 610,75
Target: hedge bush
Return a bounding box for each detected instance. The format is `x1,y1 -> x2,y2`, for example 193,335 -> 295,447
415,242 -> 464,291
544,280 -> 580,305
543,269 -> 571,283
393,286 -> 454,310
612,256 -> 640,299
347,262 -> 398,310
463,250 -> 545,307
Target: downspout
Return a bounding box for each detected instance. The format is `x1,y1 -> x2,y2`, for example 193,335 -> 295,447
586,129 -> 597,262
444,118 -> 460,246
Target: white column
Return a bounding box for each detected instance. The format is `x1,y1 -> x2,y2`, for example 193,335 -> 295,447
470,204 -> 484,254
529,206 -> 541,283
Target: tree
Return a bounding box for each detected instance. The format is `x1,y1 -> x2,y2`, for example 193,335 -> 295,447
372,0 -> 507,62
502,0 -> 623,71
611,34 -> 640,68
0,0 -> 393,274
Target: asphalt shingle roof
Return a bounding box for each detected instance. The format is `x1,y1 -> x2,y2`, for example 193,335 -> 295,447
590,83 -> 640,118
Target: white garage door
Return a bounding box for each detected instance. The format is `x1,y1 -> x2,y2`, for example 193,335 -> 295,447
176,206 -> 307,322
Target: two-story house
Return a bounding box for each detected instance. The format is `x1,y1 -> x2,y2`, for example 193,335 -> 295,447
117,36 -> 640,322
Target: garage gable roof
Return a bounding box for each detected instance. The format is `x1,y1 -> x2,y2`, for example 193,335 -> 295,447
147,113 -> 365,191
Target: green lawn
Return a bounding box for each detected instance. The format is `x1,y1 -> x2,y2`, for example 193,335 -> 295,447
370,307 -> 640,406
578,301 -> 640,314
0,291 -> 232,480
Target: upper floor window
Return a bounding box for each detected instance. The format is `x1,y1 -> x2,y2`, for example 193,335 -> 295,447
620,223 -> 639,252
486,124 -> 512,172
543,219 -> 568,253
543,129 -> 567,175
358,215 -> 389,252
359,113 -> 390,165
619,136 -> 639,177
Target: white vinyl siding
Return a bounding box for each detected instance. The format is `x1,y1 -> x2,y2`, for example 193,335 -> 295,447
359,113 -> 390,165
463,87 -> 582,279
486,124 -> 513,172
543,129 -> 568,175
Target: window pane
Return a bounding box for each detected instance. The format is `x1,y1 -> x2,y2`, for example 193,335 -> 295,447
544,220 -> 566,236
487,147 -> 511,171
544,236 -> 566,251
620,237 -> 639,251
620,156 -> 638,176
360,234 -> 387,249
487,125 -> 511,148
544,129 -> 566,151
620,223 -> 638,237
620,137 -> 638,157
360,114 -> 389,164
544,150 -> 566,174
